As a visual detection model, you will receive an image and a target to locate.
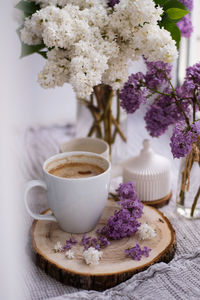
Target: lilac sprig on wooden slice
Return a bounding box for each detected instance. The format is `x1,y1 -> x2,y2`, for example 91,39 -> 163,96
81,234 -> 110,251
97,182 -> 144,240
62,237 -> 78,251
125,244 -> 151,261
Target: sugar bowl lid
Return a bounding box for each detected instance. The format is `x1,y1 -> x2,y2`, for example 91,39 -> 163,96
123,139 -> 171,201
124,139 -> 171,176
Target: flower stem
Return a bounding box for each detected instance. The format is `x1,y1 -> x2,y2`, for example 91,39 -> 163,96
190,186 -> 200,217
81,84 -> 126,153
111,114 -> 127,142
112,90 -> 121,143
87,123 -> 96,137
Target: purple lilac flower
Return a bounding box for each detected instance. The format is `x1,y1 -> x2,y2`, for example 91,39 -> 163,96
125,244 -> 151,261
62,237 -> 77,251
182,63 -> 200,98
116,182 -> 137,201
81,235 -> 100,250
144,89 -> 187,137
192,120 -> 200,135
120,198 -> 144,219
81,234 -> 110,250
179,0 -> 193,11
177,0 -> 193,38
144,85 -> 191,137
98,182 -> 143,240
170,121 -> 200,158
177,15 -> 193,38
120,73 -> 147,114
142,246 -> 152,257
99,209 -> 141,239
108,0 -> 120,7
145,61 -> 172,89
98,235 -> 110,247
144,99 -> 173,137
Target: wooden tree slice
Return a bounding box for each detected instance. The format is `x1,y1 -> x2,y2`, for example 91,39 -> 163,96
32,200 -> 176,291
142,191 -> 172,208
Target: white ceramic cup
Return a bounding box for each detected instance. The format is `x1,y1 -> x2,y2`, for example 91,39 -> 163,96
60,137 -> 109,160
24,151 -> 111,233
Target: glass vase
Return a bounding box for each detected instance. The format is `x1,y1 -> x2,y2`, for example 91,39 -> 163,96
76,84 -> 127,163
176,142 -> 200,219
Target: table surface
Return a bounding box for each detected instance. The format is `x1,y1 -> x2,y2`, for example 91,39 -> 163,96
20,116 -> 200,300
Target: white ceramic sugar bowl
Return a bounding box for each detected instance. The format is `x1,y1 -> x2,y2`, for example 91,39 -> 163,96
123,139 -> 172,203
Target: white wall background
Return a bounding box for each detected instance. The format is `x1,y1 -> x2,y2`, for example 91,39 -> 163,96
2,1 -> 77,128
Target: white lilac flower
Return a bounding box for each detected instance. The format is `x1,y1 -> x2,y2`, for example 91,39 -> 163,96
102,56 -> 129,90
138,223 -> 156,240
65,250 -> 75,259
20,0 -> 178,98
83,247 -> 103,265
109,0 -> 163,40
35,0 -> 108,9
53,241 -> 63,252
34,0 -> 58,7
133,24 -> 178,63
38,49 -> 71,89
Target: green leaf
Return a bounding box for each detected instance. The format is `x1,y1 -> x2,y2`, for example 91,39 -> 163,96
38,51 -> 48,59
17,24 -> 46,58
20,43 -> 46,58
166,7 -> 188,20
161,16 -> 181,48
153,0 -> 168,5
16,1 -> 40,17
163,0 -> 187,11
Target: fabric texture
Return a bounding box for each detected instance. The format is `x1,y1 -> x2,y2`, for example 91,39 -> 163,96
21,116 -> 200,300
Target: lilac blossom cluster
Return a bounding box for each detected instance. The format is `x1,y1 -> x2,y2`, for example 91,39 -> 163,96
177,14 -> 193,38
116,181 -> 138,201
177,0 -> 193,38
170,121 -> 200,158
120,60 -> 200,158
125,244 -> 151,260
145,61 -> 172,89
144,87 -> 189,137
120,73 -> 147,114
81,234 -> 110,251
182,62 -> 200,99
98,182 -> 144,240
62,237 -> 77,251
120,61 -> 172,116
179,0 -> 193,11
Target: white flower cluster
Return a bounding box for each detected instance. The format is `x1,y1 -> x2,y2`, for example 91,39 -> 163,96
65,250 -> 75,259
83,247 -> 103,265
53,241 -> 63,252
20,0 -> 178,98
138,223 -> 156,240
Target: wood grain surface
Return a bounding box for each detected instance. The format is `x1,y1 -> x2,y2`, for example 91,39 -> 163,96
32,200 -> 176,290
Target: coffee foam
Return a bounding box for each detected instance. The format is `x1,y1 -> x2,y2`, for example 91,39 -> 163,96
45,154 -> 108,174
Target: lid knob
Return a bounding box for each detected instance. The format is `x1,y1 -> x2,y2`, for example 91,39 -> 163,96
143,139 -> 150,151
141,139 -> 153,156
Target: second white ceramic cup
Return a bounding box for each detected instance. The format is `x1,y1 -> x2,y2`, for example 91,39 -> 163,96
60,137 -> 109,160
24,151 -> 111,233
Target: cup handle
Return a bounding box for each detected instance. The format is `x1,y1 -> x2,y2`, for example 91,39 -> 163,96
24,180 -> 57,222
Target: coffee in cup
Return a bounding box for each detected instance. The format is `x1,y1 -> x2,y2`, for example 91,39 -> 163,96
48,160 -> 104,179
